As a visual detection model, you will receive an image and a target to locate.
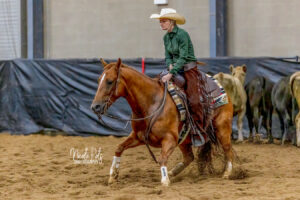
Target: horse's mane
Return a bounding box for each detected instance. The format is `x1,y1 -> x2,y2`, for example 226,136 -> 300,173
107,62 -> 163,86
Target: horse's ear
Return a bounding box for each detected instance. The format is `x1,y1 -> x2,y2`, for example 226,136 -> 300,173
100,58 -> 108,67
115,58 -> 122,71
242,64 -> 247,73
229,65 -> 234,72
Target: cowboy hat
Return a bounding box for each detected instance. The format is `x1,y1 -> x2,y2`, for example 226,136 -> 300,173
150,8 -> 185,25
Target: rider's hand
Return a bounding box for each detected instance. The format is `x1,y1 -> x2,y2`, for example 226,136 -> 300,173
162,73 -> 173,83
169,64 -> 173,71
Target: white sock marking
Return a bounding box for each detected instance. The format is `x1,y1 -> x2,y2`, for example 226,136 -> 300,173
227,161 -> 232,172
110,156 -> 121,175
161,166 -> 168,181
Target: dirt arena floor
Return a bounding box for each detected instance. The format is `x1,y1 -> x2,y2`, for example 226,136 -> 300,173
0,133 -> 300,200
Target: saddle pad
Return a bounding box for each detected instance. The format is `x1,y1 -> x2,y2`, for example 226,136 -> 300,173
167,82 -> 191,145
167,82 -> 186,121
205,74 -> 229,108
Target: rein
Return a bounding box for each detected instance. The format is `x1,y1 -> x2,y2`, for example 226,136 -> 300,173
102,84 -> 167,122
96,66 -> 168,163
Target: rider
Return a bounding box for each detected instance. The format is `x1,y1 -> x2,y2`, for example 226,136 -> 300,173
150,8 -> 215,136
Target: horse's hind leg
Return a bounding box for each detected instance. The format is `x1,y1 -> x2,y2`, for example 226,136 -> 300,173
237,108 -> 246,142
169,140 -> 194,177
264,110 -> 273,143
214,107 -> 234,179
281,110 -> 290,145
108,131 -> 142,184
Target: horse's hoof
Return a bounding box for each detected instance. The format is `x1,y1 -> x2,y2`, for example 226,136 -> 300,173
297,138 -> 300,147
223,173 -> 230,179
253,134 -> 262,143
161,179 -> 170,186
108,176 -> 117,185
267,139 -> 273,144
168,171 -> 174,177
235,139 -> 243,144
169,162 -> 185,177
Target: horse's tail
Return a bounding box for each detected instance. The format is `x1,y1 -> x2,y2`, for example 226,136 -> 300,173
197,140 -> 240,175
197,140 -> 228,174
197,141 -> 213,173
231,146 -> 240,163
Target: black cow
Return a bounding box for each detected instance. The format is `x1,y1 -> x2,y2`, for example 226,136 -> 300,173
246,76 -> 274,143
271,76 -> 296,145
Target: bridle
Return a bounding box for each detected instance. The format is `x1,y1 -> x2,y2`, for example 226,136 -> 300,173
95,66 -> 167,124
94,66 -> 167,163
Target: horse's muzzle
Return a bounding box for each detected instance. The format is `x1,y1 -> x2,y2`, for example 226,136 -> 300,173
91,103 -> 105,114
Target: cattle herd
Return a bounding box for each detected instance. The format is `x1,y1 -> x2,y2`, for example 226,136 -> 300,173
213,65 -> 300,147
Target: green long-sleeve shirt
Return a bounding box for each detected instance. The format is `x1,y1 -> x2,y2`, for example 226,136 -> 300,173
163,25 -> 197,75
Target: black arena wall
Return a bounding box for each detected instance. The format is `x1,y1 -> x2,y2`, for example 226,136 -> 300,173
0,57 -> 299,138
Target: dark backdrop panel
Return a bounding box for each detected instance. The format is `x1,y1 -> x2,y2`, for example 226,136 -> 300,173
0,57 -> 300,138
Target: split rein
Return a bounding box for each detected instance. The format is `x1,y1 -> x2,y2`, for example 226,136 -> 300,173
97,82 -> 168,131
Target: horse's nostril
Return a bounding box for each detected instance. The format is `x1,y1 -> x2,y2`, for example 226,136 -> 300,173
91,104 -> 102,112
95,105 -> 101,111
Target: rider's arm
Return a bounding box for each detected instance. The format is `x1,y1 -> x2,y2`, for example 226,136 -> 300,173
169,32 -> 189,75
164,36 -> 173,69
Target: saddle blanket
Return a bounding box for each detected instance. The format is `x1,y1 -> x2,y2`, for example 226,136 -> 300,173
205,73 -> 229,108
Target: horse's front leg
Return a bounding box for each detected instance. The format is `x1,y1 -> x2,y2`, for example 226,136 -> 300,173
108,132 -> 142,184
158,134 -> 177,186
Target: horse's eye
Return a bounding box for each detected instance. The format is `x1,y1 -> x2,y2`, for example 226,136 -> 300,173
106,80 -> 113,85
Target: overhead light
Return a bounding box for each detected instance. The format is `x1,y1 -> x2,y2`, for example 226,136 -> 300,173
154,0 -> 168,5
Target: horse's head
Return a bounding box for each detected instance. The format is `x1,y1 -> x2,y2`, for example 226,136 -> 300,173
91,58 -> 125,115
229,64 -> 247,85
213,72 -> 235,93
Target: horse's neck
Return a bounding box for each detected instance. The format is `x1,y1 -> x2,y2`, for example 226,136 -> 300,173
122,68 -> 162,117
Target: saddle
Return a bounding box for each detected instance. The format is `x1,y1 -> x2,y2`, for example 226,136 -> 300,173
160,70 -> 228,108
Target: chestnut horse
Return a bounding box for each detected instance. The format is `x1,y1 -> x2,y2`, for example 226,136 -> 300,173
91,58 -> 234,186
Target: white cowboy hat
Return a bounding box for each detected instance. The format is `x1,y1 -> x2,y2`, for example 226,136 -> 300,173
150,8 -> 185,25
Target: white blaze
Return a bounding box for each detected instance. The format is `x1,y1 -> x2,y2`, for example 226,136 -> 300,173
99,73 -> 106,88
